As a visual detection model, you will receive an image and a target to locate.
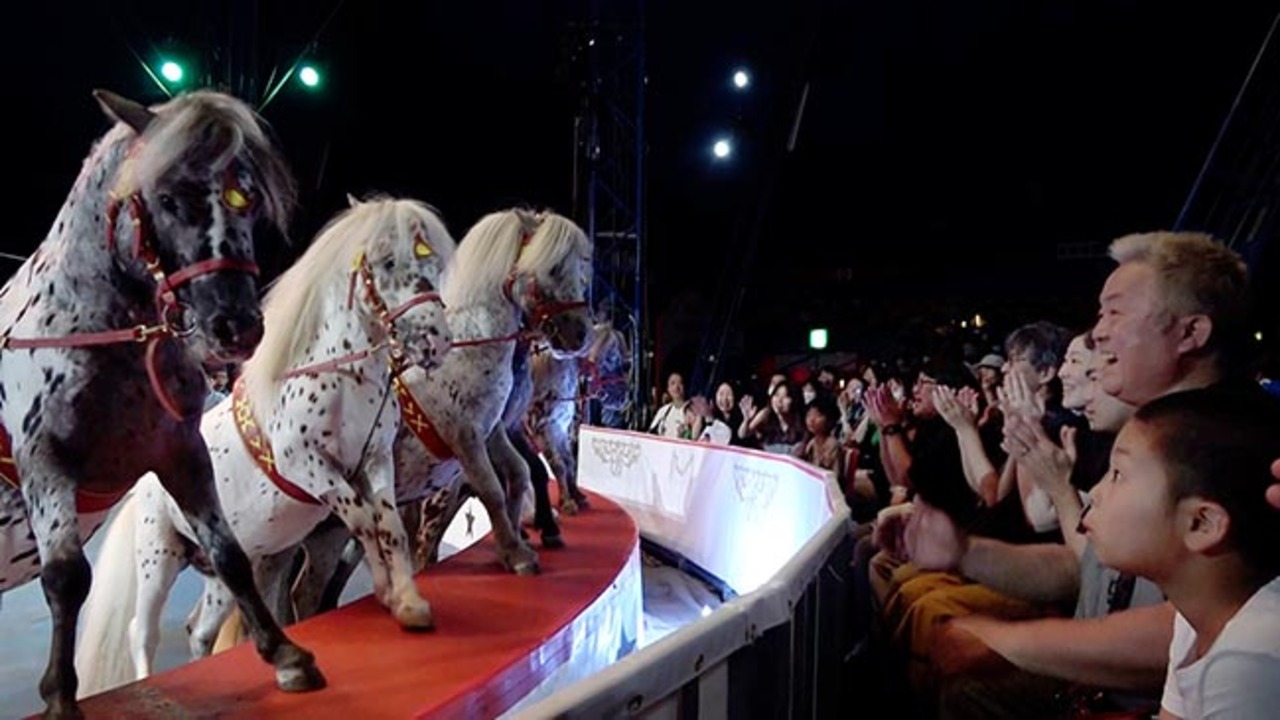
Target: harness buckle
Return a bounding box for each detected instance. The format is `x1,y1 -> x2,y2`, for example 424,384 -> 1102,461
132,324 -> 171,342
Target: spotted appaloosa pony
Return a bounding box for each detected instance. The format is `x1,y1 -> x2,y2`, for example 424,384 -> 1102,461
416,321 -> 632,558
244,209 -> 594,624
73,195 -> 455,694
309,320 -> 629,601
0,89 -> 319,718
525,322 -> 632,517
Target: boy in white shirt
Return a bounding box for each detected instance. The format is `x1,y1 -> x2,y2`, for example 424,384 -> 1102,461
1080,386 -> 1280,719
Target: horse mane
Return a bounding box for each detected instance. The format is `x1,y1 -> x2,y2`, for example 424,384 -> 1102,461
239,196 -> 454,412
441,209 -> 591,308
515,212 -> 592,288
111,90 -> 297,235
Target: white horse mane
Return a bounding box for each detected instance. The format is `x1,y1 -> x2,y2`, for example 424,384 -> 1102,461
239,196 -> 454,411
440,209 -> 591,308
102,90 -> 296,233
586,322 -> 622,363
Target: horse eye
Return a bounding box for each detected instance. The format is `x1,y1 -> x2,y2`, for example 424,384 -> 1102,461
157,193 -> 179,213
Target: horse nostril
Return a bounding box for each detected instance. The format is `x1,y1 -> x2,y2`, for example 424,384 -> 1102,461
211,312 -> 264,350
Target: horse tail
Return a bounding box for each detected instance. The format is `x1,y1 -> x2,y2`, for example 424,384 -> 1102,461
75,490 -> 142,698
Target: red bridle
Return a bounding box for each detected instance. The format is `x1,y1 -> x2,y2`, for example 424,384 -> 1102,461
1,186 -> 261,422
282,254 -> 443,379
501,274 -> 588,341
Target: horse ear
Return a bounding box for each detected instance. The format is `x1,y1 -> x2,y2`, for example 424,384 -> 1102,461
93,89 -> 156,135
346,193 -> 361,208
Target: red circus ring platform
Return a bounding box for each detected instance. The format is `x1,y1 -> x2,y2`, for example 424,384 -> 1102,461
68,492 -> 640,720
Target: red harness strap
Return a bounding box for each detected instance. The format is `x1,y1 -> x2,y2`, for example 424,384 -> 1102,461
392,376 -> 454,459
0,423 -> 131,514
3,188 -> 260,422
231,378 -> 322,506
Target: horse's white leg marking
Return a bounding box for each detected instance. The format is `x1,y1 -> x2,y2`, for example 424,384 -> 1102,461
188,577 -> 236,658
129,489 -> 188,677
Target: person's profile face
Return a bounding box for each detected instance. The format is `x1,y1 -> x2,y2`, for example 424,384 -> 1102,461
1083,420 -> 1179,577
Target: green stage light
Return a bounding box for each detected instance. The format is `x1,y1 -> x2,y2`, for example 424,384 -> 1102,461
160,60 -> 184,84
299,65 -> 321,88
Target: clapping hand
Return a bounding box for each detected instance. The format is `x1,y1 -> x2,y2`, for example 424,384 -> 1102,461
932,385 -> 977,432
997,370 -> 1044,423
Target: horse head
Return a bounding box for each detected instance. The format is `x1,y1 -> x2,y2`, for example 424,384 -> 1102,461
94,89 -> 295,362
351,197 -> 455,371
504,210 -> 594,354
586,322 -> 632,413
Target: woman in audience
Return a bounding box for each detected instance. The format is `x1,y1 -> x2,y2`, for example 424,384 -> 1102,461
649,370 -> 691,438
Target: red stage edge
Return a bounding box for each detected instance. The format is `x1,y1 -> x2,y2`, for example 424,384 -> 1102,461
71,491 -> 641,720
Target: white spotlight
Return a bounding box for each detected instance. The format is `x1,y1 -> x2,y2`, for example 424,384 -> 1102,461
712,138 -> 732,159
732,68 -> 751,90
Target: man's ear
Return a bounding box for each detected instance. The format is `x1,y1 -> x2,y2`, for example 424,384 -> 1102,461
1176,313 -> 1213,355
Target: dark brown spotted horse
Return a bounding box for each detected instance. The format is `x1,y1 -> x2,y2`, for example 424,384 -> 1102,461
0,89 -> 321,719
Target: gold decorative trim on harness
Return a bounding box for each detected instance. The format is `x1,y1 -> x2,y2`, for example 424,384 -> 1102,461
232,378 -> 322,506
393,376 -> 455,459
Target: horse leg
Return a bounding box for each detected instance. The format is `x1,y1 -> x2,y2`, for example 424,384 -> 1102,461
156,455 -> 324,693
205,543 -> 296,656
21,472 -> 91,720
292,516 -> 354,620
487,428 -> 548,556
321,536 -> 366,612
456,439 -> 538,575
367,481 -> 433,628
398,501 -> 424,572
414,488 -> 461,569
510,429 -> 563,548
545,422 -> 586,513
254,547 -> 302,626
187,577 -> 237,658
128,493 -> 188,677
561,423 -> 589,509
318,453 -> 432,630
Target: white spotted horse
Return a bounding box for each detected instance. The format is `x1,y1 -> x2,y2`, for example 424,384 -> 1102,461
73,195 -> 454,695
494,321 -> 633,550
304,319 -> 628,609
0,89 -> 318,718
266,209 -> 595,622
524,321 -> 632,519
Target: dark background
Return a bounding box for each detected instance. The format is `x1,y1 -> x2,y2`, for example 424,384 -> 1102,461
5,1 -> 1277,387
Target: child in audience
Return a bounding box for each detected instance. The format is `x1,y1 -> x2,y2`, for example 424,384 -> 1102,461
1081,387 -> 1280,719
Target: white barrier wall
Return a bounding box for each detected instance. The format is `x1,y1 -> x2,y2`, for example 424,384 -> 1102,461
512,427 -> 857,719
574,427 -> 841,596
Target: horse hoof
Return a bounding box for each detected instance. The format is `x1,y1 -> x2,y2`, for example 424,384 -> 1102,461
394,599 -> 435,630
560,499 -> 579,516
41,700 -> 84,720
573,493 -> 591,509
277,661 -> 327,693
272,644 -> 326,693
513,559 -> 540,575
541,532 -> 566,549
